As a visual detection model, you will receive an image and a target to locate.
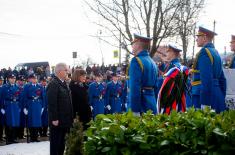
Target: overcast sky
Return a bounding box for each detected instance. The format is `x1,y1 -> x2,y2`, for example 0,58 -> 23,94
0,0 -> 235,69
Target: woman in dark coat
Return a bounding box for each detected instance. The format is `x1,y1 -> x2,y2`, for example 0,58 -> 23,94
69,69 -> 92,130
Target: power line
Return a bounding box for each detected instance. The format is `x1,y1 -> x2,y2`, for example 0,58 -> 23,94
0,31 -> 22,37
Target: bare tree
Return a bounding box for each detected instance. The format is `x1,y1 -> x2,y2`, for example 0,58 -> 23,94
80,56 -> 95,68
175,0 -> 205,64
83,0 -> 184,60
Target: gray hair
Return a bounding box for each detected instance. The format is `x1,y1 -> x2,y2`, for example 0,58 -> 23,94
55,63 -> 67,76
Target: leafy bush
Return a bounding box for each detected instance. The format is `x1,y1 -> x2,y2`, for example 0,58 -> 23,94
65,117 -> 84,155
84,108 -> 235,155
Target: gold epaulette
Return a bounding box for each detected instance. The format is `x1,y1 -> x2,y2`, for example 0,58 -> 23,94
205,48 -> 214,65
191,69 -> 200,73
135,57 -> 144,73
191,80 -> 201,86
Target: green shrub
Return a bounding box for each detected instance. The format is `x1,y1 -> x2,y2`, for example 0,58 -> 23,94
65,117 -> 84,155
84,108 -> 235,155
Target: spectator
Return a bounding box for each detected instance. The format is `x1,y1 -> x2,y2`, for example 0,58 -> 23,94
69,69 -> 92,130
47,63 -> 73,155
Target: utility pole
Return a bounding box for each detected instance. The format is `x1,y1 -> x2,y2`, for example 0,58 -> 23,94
224,46 -> 227,56
98,30 -> 104,65
213,20 -> 216,45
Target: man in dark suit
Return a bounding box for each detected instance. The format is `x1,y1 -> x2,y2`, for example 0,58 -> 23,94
229,35 -> 235,68
47,63 -> 73,155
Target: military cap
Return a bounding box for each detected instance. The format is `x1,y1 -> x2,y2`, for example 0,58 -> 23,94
17,75 -> 25,81
39,76 -> 47,81
230,35 -> 235,43
111,72 -> 117,77
132,33 -> 152,44
94,72 -> 102,77
196,26 -> 217,38
28,74 -> 37,79
8,74 -> 16,79
168,44 -> 182,52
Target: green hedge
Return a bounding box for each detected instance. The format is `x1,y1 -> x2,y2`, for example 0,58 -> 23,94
65,117 -> 84,155
84,108 -> 235,155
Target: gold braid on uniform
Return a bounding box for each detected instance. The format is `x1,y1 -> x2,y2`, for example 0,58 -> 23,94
126,64 -> 130,79
192,50 -> 201,70
192,48 -> 213,71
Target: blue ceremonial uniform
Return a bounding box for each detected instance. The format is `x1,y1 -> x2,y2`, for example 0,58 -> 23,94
88,82 -> 106,117
120,80 -> 128,112
1,84 -> 22,127
17,83 -> 26,128
191,42 -> 226,113
124,78 -> 131,111
230,55 -> 235,68
129,50 -> 158,114
23,83 -> 44,127
105,81 -> 123,113
168,58 -> 181,69
41,85 -> 48,127
0,84 -> 5,126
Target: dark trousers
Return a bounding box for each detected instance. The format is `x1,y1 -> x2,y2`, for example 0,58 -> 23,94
39,126 -> 48,137
50,127 -> 70,155
0,125 -> 3,139
29,127 -> 39,142
5,126 -> 17,144
17,127 -> 25,139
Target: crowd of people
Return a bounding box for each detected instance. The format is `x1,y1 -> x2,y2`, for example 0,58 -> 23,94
0,26 -> 235,155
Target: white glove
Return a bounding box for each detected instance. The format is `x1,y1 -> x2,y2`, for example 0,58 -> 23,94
90,106 -> 93,111
133,112 -> 140,117
201,105 -> 211,110
41,108 -> 44,115
1,109 -> 5,115
106,105 -> 111,110
125,103 -> 127,108
23,108 -> 28,115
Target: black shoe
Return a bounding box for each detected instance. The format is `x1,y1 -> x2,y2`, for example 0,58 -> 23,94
12,140 -> 18,143
0,137 -> 4,141
41,134 -> 48,137
30,139 -> 40,142
6,140 -> 18,145
18,135 -> 26,139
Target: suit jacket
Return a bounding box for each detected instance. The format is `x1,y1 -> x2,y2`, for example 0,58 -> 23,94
47,76 -> 73,128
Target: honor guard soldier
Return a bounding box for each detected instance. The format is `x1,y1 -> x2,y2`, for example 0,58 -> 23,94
16,76 -> 26,139
1,74 -> 22,144
105,73 -> 124,114
229,35 -> 235,68
39,76 -> 48,137
128,33 -> 158,115
191,26 -> 226,113
157,45 -> 189,114
165,45 -> 182,68
88,73 -> 106,117
23,74 -> 44,142
0,76 -> 5,142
